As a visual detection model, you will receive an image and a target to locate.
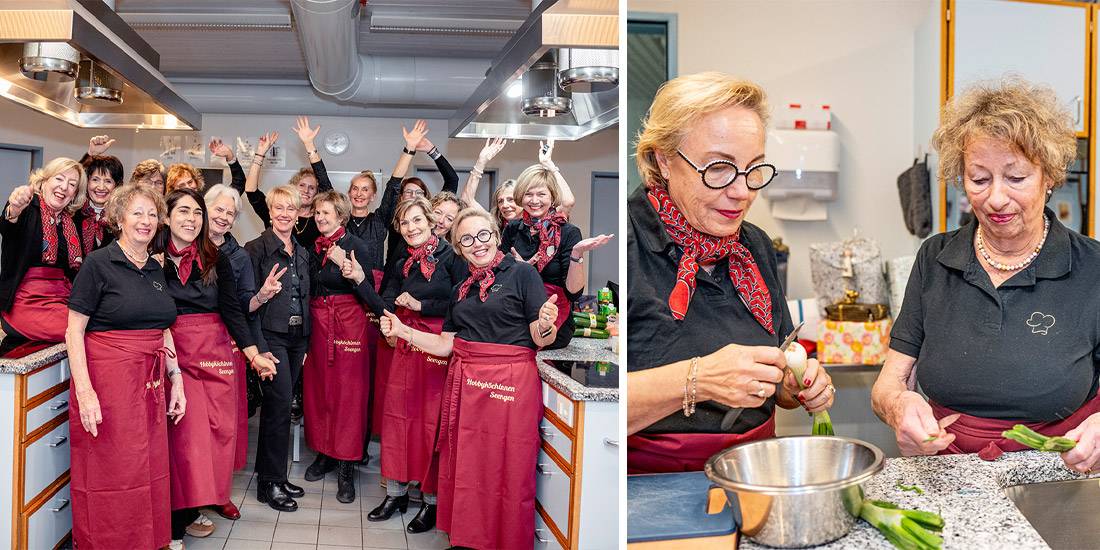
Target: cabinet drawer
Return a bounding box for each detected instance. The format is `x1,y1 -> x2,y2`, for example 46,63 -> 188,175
535,508 -> 565,550
539,416 -> 573,467
542,382 -> 575,428
535,447 -> 572,543
25,360 -> 69,404
24,421 -> 70,506
25,389 -> 69,440
25,480 -> 72,550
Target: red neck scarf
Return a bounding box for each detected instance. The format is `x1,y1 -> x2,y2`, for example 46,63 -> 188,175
521,208 -> 568,272
647,186 -> 774,333
79,204 -> 109,255
39,197 -> 82,270
458,250 -> 505,302
314,226 -> 346,265
403,235 -> 439,282
168,240 -> 202,285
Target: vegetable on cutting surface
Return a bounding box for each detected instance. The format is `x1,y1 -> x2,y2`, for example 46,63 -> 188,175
860,499 -> 944,550
785,342 -> 834,435
895,481 -> 924,495
1002,424 -> 1076,452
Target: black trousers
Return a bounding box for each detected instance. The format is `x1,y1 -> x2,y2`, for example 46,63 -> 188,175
171,508 -> 200,540
255,326 -> 307,483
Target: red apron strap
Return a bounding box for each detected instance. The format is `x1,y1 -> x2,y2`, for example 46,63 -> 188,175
931,395 -> 1100,460
627,412 -> 777,474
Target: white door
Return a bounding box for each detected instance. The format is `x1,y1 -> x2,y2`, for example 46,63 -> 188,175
953,0 -> 1089,133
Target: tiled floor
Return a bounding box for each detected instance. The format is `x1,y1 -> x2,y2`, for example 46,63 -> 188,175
180,418 -> 450,550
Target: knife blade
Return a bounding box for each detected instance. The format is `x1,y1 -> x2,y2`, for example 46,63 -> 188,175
718,322 -> 806,431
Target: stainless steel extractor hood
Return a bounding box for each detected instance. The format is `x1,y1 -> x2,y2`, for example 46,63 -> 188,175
448,0 -> 617,141
0,0 -> 201,130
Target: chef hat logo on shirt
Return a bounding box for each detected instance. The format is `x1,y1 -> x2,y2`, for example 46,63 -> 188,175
491,284 -> 503,292
152,281 -> 164,292
1026,312 -> 1056,335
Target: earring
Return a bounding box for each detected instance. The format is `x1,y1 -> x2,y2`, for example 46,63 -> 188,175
1047,188 -> 1053,196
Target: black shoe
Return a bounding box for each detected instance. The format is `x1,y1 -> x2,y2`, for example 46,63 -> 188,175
406,503 -> 436,533
336,461 -> 356,503
256,481 -> 298,512
281,480 -> 305,498
367,494 -> 409,521
290,394 -> 303,423
304,454 -> 334,482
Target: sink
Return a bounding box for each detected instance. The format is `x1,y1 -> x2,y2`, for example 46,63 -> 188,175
1004,478 -> 1100,549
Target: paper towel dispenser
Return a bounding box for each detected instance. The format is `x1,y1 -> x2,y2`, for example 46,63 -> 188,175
763,129 -> 839,201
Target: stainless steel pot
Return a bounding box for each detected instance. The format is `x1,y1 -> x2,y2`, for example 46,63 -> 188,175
704,436 -> 884,548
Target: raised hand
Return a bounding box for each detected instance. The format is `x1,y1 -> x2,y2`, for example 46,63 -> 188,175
293,116 -> 320,145
538,294 -> 559,332
572,234 -> 614,255
402,119 -> 429,150
538,139 -> 556,170
6,185 -> 34,220
256,131 -> 280,156
477,137 -> 507,166
415,136 -> 436,153
88,135 -> 116,156
208,137 -> 235,162
258,263 -> 287,302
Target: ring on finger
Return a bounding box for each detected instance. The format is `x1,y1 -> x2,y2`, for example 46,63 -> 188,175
827,383 -> 836,396
755,381 -> 767,399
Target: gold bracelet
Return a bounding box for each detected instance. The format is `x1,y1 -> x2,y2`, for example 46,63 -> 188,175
682,356 -> 700,417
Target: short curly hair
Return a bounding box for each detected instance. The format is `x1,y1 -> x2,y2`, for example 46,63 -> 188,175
130,158 -> 165,185
166,163 -> 205,194
933,77 -> 1078,189
104,184 -> 167,237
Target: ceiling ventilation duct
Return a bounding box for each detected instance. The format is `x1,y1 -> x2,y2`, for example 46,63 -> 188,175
75,58 -> 123,106
19,42 -> 80,83
557,48 -> 618,93
521,52 -> 571,118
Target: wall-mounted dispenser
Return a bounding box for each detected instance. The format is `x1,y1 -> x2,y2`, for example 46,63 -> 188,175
763,129 -> 839,221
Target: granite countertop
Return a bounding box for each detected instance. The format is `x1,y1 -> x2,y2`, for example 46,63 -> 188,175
0,342 -> 67,375
537,336 -> 620,402
740,450 -> 1096,549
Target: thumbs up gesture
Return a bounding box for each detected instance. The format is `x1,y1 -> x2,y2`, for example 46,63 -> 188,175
538,294 -> 558,332
380,309 -> 405,339
340,249 -> 366,285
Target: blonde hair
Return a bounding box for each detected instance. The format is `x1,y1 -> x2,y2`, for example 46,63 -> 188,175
933,77 -> 1078,189
635,71 -> 770,188
312,191 -> 352,225
393,197 -> 438,231
512,165 -> 560,207
130,158 -> 165,185
266,185 -> 302,211
204,184 -> 243,221
491,178 -> 517,225
29,157 -> 88,214
288,167 -> 316,188
349,170 -> 377,194
165,163 -> 205,194
431,191 -> 466,211
449,207 -> 500,251
105,184 -> 166,235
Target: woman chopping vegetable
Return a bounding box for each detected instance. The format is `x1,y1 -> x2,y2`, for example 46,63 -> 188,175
872,78 -> 1100,474
626,72 -> 835,473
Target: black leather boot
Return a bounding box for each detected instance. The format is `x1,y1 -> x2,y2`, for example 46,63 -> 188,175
256,481 -> 298,512
406,502 -> 436,533
304,453 -> 334,482
281,480 -> 305,498
336,461 -> 356,503
367,494 -> 408,521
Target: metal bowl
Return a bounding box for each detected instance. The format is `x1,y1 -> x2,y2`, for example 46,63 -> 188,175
704,436 -> 884,548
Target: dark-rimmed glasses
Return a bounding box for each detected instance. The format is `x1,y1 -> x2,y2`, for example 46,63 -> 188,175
458,229 -> 494,248
676,149 -> 778,190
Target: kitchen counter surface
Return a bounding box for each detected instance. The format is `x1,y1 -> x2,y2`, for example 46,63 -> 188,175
0,342 -> 66,375
537,337 -> 619,402
740,450 -> 1097,549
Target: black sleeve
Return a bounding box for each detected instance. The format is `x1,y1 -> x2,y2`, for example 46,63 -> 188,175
500,221 -> 518,254
215,255 -> 255,349
422,254 -> 468,318
228,160 -> 246,195
374,176 -> 402,233
246,189 -> 271,229
442,291 -> 458,333
557,224 -> 583,300
520,264 -> 548,324
379,253 -> 402,311
0,201 -> 23,238
889,241 -> 931,359
68,256 -> 103,316
312,158 -> 333,192
434,153 -> 459,194
350,239 -> 386,316
233,252 -> 267,353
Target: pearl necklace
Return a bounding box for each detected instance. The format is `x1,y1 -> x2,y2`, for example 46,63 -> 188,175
119,240 -> 150,266
975,216 -> 1050,272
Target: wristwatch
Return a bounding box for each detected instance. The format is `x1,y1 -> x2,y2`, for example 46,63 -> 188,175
402,146 -> 416,156
570,255 -> 584,264
427,146 -> 442,160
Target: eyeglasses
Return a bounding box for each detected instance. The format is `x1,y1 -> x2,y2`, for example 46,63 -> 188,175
676,150 -> 777,190
458,229 -> 494,248
403,188 -> 426,198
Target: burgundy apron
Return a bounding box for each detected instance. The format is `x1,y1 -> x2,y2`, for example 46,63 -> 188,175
1,266 -> 71,342
304,293 -> 370,460
380,308 -> 448,493
436,338 -> 541,550
372,329 -> 393,438
69,329 -> 173,550
232,344 -> 248,471
543,283 -> 571,331
626,413 -> 777,474
167,313 -> 239,509
930,396 -> 1100,460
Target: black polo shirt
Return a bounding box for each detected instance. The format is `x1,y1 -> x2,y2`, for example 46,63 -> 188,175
443,256 -> 545,350
245,229 -> 311,334
309,231 -> 385,316
626,186 -> 793,434
348,176 -> 402,275
892,210 -> 1100,422
68,241 -> 177,332
0,196 -> 81,312
501,218 -> 583,350
164,253 -> 255,349
381,239 -> 469,318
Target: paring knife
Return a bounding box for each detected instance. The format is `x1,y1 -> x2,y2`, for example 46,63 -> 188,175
718,321 -> 805,431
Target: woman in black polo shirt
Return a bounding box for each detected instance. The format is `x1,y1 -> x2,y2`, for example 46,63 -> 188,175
65,184 -> 184,549
0,157 -> 87,343
369,197 -> 468,533
245,184 -> 312,512
626,72 -> 835,473
380,208 -> 558,549
872,79 -> 1100,473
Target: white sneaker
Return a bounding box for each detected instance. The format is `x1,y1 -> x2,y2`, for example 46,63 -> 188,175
168,540 -> 184,550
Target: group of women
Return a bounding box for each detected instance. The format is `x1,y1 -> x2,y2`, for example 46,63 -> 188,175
627,72 -> 1100,477
0,115 -> 611,549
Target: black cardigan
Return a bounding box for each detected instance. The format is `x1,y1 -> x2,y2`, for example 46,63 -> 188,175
0,196 -> 80,312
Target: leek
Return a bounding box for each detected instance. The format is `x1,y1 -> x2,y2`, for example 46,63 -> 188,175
1002,424 -> 1076,452
785,342 -> 835,435
895,481 -> 925,495
860,499 -> 944,550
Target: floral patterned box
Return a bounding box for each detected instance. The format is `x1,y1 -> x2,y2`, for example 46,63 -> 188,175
817,319 -> 891,365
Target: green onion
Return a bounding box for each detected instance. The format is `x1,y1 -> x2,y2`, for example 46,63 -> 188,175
860,499 -> 944,550
785,342 -> 835,436
1002,424 -> 1076,452
895,481 -> 925,495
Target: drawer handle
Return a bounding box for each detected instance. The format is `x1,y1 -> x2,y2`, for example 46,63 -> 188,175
535,528 -> 549,544
536,463 -> 553,476
49,435 -> 68,448
51,498 -> 70,513
49,400 -> 69,411
539,427 -> 554,439
604,438 -> 619,447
